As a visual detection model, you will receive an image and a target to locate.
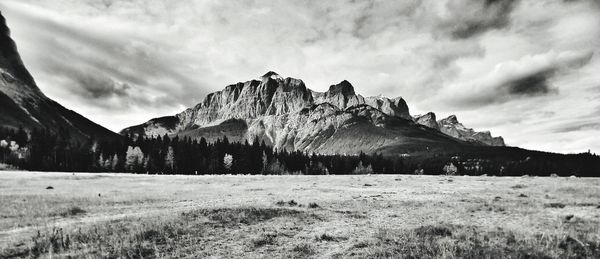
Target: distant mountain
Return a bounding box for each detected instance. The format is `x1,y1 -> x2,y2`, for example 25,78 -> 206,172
414,113 -> 504,146
0,11 -> 117,140
122,71 -> 503,155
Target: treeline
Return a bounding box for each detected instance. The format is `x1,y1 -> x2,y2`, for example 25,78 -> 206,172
1,126 -> 600,176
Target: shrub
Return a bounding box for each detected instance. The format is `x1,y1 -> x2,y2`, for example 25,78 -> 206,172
315,233 -> 336,242
545,203 -> 566,209
250,233 -> 277,247
414,225 -> 453,237
58,206 -> 86,217
291,243 -> 315,256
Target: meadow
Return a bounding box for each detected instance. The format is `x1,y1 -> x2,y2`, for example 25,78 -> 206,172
0,171 -> 599,258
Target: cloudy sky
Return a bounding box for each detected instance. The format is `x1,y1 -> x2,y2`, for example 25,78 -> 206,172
1,0 -> 599,154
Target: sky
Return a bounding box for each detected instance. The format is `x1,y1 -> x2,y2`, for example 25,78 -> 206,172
0,0 -> 599,154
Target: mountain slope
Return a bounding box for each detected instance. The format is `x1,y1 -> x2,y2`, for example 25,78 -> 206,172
0,11 -> 117,140
122,71 -> 491,155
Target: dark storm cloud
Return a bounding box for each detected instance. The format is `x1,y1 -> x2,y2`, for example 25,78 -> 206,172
440,50 -> 594,108
68,71 -> 129,98
58,67 -> 130,99
505,69 -> 555,96
443,0 -> 519,39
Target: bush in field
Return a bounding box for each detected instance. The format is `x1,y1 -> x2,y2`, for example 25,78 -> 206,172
291,243 -> 316,256
250,233 -> 277,247
55,206 -> 86,217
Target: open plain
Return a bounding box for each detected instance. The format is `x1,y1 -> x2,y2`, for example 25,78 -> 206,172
0,171 -> 599,258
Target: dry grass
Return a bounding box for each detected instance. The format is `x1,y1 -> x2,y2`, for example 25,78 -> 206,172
1,207 -> 322,258
1,171 -> 600,258
340,222 -> 600,258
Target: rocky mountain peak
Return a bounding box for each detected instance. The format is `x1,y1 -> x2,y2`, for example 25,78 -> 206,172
327,80 -> 355,96
442,115 -> 459,124
315,80 -> 363,111
414,112 -> 439,130
363,95 -> 411,120
261,71 -> 284,82
392,96 -> 406,106
0,11 -> 36,87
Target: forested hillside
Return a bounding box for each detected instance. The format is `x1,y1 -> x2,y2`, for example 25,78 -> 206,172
2,126 -> 599,176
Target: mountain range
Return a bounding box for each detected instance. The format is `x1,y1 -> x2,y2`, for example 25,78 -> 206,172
0,11 -> 116,141
121,71 -> 504,155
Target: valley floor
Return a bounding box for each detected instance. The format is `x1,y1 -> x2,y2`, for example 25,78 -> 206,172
0,171 -> 599,258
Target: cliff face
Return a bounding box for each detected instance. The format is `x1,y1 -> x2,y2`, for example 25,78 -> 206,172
0,11 -> 117,140
414,112 -> 440,131
122,71 -> 505,154
313,80 -> 411,120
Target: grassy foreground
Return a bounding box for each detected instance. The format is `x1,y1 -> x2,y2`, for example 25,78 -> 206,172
0,171 -> 599,258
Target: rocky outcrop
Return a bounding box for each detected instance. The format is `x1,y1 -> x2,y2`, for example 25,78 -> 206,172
0,12 -> 116,140
315,80 -> 364,110
312,80 -> 411,120
364,96 -> 410,120
437,115 -> 505,146
414,112 -> 440,130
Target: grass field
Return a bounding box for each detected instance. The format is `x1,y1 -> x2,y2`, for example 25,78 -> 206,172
0,171 -> 599,258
